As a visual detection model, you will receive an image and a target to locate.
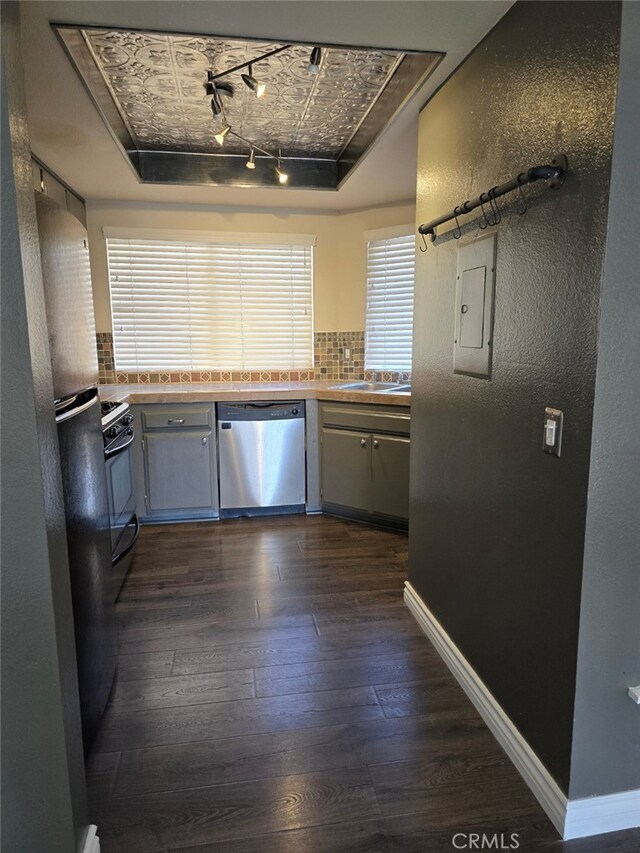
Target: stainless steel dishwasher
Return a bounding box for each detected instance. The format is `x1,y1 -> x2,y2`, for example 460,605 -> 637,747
217,402 -> 306,516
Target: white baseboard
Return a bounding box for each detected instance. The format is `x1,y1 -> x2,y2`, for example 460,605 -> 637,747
564,789 -> 640,840
82,825 -> 100,853
404,581 -> 640,841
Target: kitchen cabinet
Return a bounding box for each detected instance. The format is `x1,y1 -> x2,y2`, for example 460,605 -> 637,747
371,434 -> 410,519
145,430 -> 214,513
132,404 -> 218,521
321,428 -> 371,512
320,402 -> 410,528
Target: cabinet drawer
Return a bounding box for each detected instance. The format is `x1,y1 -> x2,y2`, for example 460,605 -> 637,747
142,405 -> 212,430
321,405 -> 410,436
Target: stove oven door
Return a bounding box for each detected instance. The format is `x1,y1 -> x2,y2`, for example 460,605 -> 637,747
105,428 -> 137,598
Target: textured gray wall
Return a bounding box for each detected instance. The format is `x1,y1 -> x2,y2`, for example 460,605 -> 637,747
1,3 -> 88,850
409,0 -> 620,793
569,0 -> 640,800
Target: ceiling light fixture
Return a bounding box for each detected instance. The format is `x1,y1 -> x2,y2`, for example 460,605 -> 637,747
307,46 -> 322,75
276,148 -> 288,184
241,64 -> 266,99
202,41 -> 322,185
214,124 -> 231,145
210,92 -> 223,116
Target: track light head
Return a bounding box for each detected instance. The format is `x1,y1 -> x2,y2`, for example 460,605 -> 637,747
210,92 -> 223,116
246,147 -> 256,169
241,64 -> 266,98
276,166 -> 289,185
307,46 -> 322,75
214,124 -> 231,146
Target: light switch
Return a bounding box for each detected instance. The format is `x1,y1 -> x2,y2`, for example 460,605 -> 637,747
543,407 -> 563,457
344,347 -> 351,361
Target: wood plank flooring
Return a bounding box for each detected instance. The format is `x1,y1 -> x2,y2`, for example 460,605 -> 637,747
87,515 -> 639,853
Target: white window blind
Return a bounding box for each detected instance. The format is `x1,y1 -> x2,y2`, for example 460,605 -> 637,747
106,236 -> 314,371
365,233 -> 415,371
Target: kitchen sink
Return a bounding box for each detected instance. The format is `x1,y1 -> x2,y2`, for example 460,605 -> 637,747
332,381 -> 411,393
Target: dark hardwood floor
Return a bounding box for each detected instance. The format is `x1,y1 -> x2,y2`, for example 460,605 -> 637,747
87,515 -> 639,853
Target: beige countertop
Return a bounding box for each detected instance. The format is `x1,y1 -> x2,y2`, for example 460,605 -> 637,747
99,381 -> 411,407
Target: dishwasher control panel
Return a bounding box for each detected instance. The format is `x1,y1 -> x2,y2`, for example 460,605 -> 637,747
217,402 -> 305,422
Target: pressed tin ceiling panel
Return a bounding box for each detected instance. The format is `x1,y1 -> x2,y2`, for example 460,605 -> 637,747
54,26 -> 442,190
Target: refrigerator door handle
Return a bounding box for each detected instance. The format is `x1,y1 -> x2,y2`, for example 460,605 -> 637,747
55,393 -> 98,424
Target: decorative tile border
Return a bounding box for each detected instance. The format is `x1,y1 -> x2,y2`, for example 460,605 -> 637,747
96,331 -> 411,384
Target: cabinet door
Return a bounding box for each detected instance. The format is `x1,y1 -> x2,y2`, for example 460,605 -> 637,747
321,428 -> 371,512
144,430 -> 214,512
371,434 -> 410,520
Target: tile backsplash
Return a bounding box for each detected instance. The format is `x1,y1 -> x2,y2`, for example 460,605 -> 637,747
96,331 -> 410,384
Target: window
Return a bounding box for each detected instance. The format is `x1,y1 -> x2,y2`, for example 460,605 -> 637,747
364,231 -> 415,372
105,230 -> 314,371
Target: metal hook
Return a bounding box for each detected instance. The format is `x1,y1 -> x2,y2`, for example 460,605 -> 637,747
419,231 -> 428,253
453,206 -> 462,239
487,187 -> 501,225
515,179 -> 528,215
478,193 -> 490,230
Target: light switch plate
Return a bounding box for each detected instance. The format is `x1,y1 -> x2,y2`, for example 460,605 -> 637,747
543,407 -> 563,457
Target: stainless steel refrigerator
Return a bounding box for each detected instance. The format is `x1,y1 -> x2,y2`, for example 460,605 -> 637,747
36,192 -> 115,753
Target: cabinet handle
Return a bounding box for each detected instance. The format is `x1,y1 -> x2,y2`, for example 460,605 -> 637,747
168,418 -> 185,424
373,440 -> 379,449
202,436 -> 208,445
360,439 -> 367,447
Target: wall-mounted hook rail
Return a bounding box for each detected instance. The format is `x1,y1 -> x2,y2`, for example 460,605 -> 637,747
418,154 -> 568,244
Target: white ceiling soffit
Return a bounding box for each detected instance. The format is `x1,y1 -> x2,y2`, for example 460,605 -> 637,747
20,1 -> 513,210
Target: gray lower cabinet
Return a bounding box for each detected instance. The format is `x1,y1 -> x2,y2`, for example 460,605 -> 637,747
320,402 -> 410,528
321,428 -> 372,512
371,434 -> 410,519
132,404 -> 218,522
144,430 -> 214,513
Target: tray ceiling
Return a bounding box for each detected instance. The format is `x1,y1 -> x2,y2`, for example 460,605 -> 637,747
55,26 -> 441,191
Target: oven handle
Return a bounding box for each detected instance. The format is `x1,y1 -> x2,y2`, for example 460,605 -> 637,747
112,513 -> 140,567
105,431 -> 134,458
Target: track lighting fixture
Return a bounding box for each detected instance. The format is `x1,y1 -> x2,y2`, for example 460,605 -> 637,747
241,64 -> 266,98
202,39 -> 325,185
210,91 -> 223,116
307,46 -> 322,75
276,149 -> 288,184
214,124 -> 231,146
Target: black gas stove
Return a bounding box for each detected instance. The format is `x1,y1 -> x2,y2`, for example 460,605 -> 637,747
101,400 -> 133,447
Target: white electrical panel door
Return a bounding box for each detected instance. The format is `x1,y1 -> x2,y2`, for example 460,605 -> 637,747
454,233 -> 496,378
